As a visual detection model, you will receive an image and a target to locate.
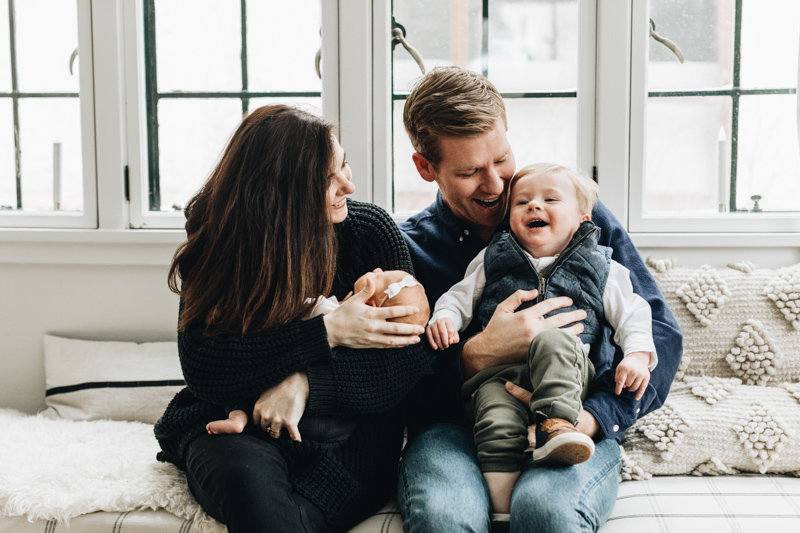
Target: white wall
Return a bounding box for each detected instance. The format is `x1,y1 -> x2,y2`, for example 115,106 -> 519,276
0,262 -> 179,414
1,244 -> 797,415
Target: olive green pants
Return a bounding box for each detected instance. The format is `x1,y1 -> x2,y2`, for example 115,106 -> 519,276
462,329 -> 595,472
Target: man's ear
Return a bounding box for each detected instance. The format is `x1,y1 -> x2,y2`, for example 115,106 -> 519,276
412,152 -> 437,183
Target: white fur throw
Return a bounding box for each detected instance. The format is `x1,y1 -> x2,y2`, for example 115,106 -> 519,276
621,261 -> 800,480
0,408 -> 218,530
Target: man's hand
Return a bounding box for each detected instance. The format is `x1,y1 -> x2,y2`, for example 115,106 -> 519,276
504,381 -> 599,447
615,352 -> 651,400
461,289 -> 586,376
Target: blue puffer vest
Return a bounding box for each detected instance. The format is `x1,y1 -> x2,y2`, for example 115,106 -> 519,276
475,220 -> 612,345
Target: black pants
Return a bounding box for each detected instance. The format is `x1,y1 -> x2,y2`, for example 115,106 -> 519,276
185,433 -> 329,533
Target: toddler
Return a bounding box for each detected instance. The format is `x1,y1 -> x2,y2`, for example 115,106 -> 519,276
427,163 -> 657,513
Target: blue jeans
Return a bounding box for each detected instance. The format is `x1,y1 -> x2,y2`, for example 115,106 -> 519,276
398,423 -> 621,533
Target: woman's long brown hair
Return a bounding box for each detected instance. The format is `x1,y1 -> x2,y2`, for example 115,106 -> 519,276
168,105 -> 338,335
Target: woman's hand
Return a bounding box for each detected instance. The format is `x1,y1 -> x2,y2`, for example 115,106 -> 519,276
323,277 -> 425,349
252,372 -> 309,442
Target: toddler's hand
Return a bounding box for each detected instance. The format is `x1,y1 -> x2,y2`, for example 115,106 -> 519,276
426,318 -> 459,350
615,352 -> 651,400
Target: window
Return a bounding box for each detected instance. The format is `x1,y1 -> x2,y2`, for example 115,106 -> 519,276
0,0 -> 96,228
1,0 -> 797,243
390,0 -> 594,216
129,0 -> 324,228
628,0 -> 800,233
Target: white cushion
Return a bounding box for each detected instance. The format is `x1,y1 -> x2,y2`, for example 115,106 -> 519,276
621,261 -> 800,478
42,334 -> 184,424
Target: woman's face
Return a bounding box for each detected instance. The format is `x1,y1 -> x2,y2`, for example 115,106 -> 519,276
327,137 -> 355,223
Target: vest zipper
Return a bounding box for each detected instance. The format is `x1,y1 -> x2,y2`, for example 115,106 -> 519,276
511,225 -> 598,303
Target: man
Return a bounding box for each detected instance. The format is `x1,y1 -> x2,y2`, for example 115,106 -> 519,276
397,66 -> 682,532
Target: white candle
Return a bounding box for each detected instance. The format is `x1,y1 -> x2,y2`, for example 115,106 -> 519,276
53,142 -> 62,211
717,127 -> 727,213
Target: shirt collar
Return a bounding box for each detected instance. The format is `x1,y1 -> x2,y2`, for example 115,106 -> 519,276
434,191 -> 476,242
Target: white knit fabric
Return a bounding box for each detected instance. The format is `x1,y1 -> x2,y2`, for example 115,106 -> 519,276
621,262 -> 800,479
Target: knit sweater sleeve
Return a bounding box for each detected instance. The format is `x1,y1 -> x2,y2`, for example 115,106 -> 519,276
304,201 -> 433,417
178,308 -> 332,407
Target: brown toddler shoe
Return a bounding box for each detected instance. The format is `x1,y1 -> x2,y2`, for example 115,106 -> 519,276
533,415 -> 595,465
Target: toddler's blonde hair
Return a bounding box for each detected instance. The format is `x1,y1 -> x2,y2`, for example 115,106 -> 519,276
509,163 -> 599,216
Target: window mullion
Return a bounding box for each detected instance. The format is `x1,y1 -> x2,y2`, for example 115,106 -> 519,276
7,0 -> 21,210
240,0 -> 248,116
595,0 -> 633,227
337,0 -> 372,205
90,0 -> 126,230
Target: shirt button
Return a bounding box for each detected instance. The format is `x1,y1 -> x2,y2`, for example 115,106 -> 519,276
458,236 -> 464,242
612,424 -> 620,432
636,408 -> 641,414
463,229 -> 470,235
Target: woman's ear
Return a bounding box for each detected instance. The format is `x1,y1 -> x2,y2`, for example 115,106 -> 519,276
581,213 -> 592,222
412,152 -> 437,183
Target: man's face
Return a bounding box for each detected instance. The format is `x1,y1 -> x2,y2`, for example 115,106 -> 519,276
413,120 -> 515,241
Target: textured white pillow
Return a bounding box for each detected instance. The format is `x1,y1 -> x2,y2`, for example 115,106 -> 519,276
42,335 -> 184,424
621,261 -> 800,479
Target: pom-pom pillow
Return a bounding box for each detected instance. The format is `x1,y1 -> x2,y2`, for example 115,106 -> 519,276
42,334 -> 184,424
621,261 -> 800,479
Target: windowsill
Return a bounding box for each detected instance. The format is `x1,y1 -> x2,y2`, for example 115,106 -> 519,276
0,228 -> 186,266
0,227 -> 797,266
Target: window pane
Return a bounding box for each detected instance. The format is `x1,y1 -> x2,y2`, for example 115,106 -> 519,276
15,0 -> 79,93
0,0 -> 10,92
248,97 -> 322,116
643,96 -> 731,216
391,0 -> 581,214
393,99 -> 438,214
155,0 -> 241,92
648,0 -> 734,91
489,0 -> 579,92
392,0 -> 483,93
157,99 -> 242,211
247,0 -> 321,92
736,94 -> 800,212
18,98 -> 83,212
0,99 -> 13,209
740,0 -> 799,88
505,98 -> 577,169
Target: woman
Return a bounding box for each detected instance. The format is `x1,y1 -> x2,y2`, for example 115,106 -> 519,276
155,105 -> 431,532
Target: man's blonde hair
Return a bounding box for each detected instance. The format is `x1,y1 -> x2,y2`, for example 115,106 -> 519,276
510,163 -> 599,216
403,66 -> 507,166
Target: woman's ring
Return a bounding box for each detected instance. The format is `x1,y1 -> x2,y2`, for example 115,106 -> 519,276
267,425 -> 281,438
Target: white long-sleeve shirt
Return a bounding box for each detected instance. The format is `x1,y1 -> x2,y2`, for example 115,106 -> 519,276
429,247 -> 658,369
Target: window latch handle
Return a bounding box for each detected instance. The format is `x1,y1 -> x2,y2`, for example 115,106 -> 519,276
649,19 -> 684,63
392,18 -> 426,74
69,47 -> 78,75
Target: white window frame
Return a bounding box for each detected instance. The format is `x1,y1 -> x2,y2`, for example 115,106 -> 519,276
2,0 -> 798,266
1,0 -> 98,228
363,0 -> 598,215
594,0 -> 800,247
625,0 -> 800,237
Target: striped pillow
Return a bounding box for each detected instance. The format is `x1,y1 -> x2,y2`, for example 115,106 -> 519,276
41,335 -> 185,424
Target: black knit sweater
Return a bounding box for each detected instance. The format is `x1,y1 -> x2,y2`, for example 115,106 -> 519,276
154,201 -> 432,528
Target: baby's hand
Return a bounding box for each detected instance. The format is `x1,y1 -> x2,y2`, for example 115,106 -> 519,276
615,352 -> 651,400
426,318 -> 459,350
